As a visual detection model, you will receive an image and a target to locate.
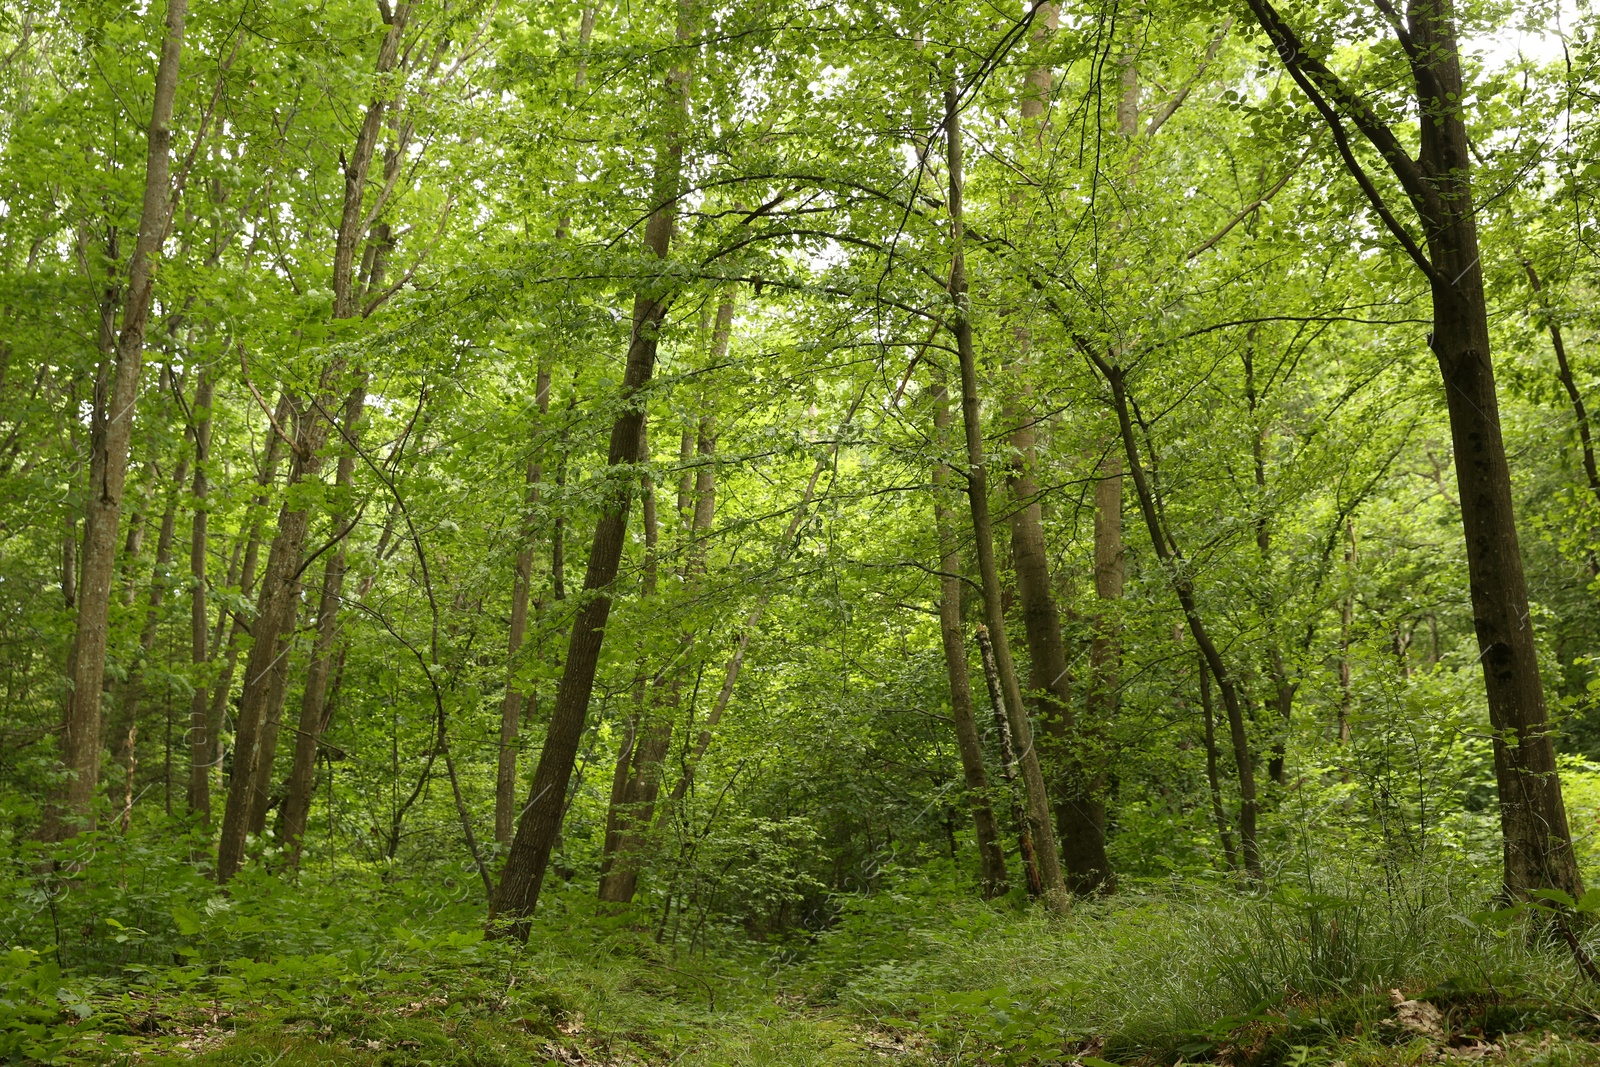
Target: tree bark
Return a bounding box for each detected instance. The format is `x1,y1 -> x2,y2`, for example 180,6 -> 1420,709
1243,0 -> 1581,898
491,21 -> 687,926
281,384 -> 368,865
932,372 -> 1009,897
46,0 -> 188,839
945,80 -> 1069,913
975,624 -> 1041,897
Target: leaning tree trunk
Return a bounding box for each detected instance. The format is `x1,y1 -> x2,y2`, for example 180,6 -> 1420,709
217,400 -> 334,881
1094,356 -> 1262,878
932,371 -> 1009,898
598,296 -> 730,904
944,78 -> 1069,914
490,284 -> 669,935
46,0 -> 189,840
597,418 -> 667,905
1432,249 -> 1580,896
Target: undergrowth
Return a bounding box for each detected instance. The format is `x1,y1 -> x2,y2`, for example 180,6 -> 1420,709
4,840 -> 1600,1065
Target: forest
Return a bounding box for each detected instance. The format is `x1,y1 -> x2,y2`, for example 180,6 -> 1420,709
3,0 -> 1600,1061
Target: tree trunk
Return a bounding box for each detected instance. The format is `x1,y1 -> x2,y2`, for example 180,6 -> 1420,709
975,624 -> 1041,897
1244,0 -> 1581,902
491,26 -> 686,925
281,385 -> 368,865
1007,405 -> 1109,893
1095,357 -> 1262,878
111,449 -> 189,815
247,594 -> 298,838
497,362 -> 552,846
1523,261 -> 1599,502
1198,650 -> 1238,870
932,372 -> 1008,897
1338,520 -> 1355,745
186,368 -> 213,820
46,0 -> 188,839
945,80 -> 1069,913
203,393 -> 291,816
217,399 -> 333,881
1243,337 -> 1296,786
598,418 -> 665,904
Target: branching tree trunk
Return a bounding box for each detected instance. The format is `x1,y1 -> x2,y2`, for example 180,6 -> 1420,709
1244,0 -> 1582,898
217,4 -> 411,881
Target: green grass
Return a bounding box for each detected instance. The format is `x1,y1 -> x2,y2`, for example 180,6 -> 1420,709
23,871 -> 1600,1066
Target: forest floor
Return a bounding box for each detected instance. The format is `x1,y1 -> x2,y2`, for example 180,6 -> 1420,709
75,954 -> 1600,1067
32,874 -> 1600,1067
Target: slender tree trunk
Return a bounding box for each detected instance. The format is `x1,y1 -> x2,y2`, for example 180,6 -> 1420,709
203,393 -> 290,811
1243,339 -> 1296,786
658,386 -> 865,820
932,373 -> 1008,897
218,401 -> 333,881
1524,254 -> 1598,585
492,17 -> 688,927
490,301 -> 667,933
598,419 -> 666,904
1523,261 -> 1600,503
281,385 -> 368,865
1199,650 -> 1238,869
975,624 -> 1041,897
598,298 -> 730,902
186,368 -> 213,820
112,450 -> 189,814
944,79 -> 1069,913
1338,520 -> 1355,745
46,0 -> 188,839
247,596 -> 298,838
1095,356 -> 1262,878
497,363 -> 552,845
217,4 -> 410,880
